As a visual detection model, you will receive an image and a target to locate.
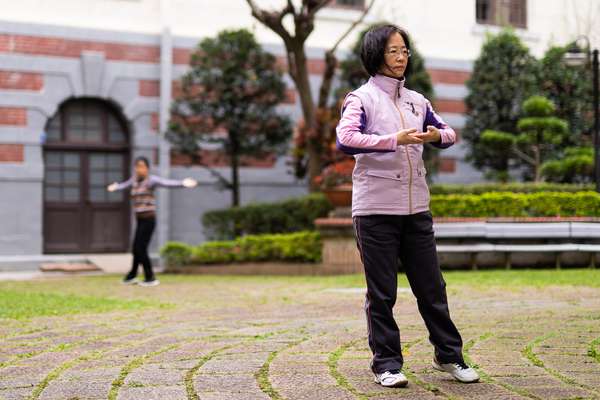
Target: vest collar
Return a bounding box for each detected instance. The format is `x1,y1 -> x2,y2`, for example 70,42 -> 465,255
370,73 -> 405,99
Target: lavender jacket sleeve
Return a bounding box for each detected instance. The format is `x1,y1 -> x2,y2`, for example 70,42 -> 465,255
336,94 -> 398,155
148,175 -> 185,188
113,176 -> 134,191
422,99 -> 456,149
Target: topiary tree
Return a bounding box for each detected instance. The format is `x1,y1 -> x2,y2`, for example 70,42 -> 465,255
481,95 -> 569,182
538,45 -> 593,145
167,29 -> 292,207
463,29 -> 538,181
541,146 -> 594,183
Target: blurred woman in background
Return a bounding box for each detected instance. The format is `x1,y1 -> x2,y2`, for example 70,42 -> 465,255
107,156 -> 197,286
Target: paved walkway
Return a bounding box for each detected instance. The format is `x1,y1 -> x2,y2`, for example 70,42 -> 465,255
0,276 -> 599,400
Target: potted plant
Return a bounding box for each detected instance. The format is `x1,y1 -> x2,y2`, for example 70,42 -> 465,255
314,159 -> 354,207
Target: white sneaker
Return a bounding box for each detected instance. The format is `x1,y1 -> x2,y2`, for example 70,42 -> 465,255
432,357 -> 479,383
373,370 -> 409,388
138,279 -> 160,287
122,277 -> 138,285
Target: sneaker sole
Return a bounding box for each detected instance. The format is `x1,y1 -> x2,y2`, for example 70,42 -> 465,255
373,375 -> 409,388
431,360 -> 479,383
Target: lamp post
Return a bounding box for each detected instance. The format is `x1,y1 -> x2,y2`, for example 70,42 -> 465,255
564,36 -> 599,192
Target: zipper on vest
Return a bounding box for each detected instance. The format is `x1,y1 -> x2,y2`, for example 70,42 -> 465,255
393,92 -> 413,214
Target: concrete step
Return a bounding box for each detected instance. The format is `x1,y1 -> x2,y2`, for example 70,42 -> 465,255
0,253 -> 160,274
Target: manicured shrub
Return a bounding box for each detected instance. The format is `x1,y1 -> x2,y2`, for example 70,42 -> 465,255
429,182 -> 593,195
202,194 -> 333,240
159,242 -> 192,266
161,231 -> 322,266
430,191 -> 600,217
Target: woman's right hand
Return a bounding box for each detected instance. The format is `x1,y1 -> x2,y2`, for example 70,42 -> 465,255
396,128 -> 422,145
107,183 -> 118,192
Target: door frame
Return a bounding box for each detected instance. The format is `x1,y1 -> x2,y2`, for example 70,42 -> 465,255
42,98 -> 131,254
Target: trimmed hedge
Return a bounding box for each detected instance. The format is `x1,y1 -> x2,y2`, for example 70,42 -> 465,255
161,231 -> 321,266
202,193 -> 333,240
430,191 -> 600,217
429,182 -> 593,195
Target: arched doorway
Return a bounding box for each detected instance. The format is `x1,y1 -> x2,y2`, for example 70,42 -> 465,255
43,98 -> 130,253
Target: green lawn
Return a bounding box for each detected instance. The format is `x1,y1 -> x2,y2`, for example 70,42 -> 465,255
0,288 -> 157,320
1,268 -> 599,321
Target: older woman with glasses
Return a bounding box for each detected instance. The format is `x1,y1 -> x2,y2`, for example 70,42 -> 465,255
336,24 -> 480,388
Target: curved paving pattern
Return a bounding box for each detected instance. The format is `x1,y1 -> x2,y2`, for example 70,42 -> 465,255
0,277 -> 599,400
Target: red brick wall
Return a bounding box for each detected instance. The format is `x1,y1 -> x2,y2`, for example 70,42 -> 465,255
139,80 -> 160,97
0,34 -> 160,63
427,68 -> 471,85
438,157 -> 456,173
0,71 -> 43,91
433,99 -> 467,114
171,149 -> 276,168
0,107 -> 27,125
0,144 -> 24,162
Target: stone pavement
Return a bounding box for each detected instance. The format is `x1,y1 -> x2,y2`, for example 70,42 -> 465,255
0,276 -> 599,400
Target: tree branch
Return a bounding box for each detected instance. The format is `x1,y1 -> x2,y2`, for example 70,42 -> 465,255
245,0 -> 295,44
329,0 -> 375,54
512,146 -> 536,166
317,0 -> 375,108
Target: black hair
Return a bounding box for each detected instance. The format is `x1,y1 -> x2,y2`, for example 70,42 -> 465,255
134,156 -> 150,168
360,24 -> 411,77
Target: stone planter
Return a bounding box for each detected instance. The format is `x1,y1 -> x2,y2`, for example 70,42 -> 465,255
322,184 -> 352,208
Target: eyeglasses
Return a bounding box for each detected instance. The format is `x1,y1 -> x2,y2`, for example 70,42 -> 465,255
384,48 -> 411,58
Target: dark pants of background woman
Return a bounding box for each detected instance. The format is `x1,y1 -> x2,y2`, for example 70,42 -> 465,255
353,211 -> 464,374
126,217 -> 156,281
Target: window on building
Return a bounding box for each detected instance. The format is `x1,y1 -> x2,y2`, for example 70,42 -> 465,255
476,0 -> 527,29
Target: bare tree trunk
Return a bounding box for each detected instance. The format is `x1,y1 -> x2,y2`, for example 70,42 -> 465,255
533,145 -> 541,183
229,133 -> 240,207
245,0 -> 375,191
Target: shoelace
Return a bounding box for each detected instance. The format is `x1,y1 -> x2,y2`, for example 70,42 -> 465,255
380,370 -> 402,383
453,362 -> 470,370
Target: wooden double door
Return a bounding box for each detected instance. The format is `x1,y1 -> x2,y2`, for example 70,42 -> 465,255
43,99 -> 131,253
44,150 -> 130,253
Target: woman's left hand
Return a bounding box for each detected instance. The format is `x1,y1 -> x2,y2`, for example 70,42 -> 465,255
410,125 -> 441,143
182,178 -> 198,188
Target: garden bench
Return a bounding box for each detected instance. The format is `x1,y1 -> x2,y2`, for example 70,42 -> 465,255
436,243 -> 600,269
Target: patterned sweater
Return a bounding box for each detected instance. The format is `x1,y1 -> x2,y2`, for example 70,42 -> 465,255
114,175 -> 184,217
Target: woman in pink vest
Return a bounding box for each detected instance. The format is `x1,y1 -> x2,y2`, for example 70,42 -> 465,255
336,24 -> 479,388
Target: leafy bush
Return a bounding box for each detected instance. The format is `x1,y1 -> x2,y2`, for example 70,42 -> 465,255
161,231 -> 322,266
429,182 -> 593,195
202,193 -> 333,240
159,242 -> 193,266
430,191 -> 600,217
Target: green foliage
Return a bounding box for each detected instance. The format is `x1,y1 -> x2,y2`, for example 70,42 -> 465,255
161,231 -> 322,265
167,29 -> 292,205
202,193 -> 333,240
0,290 -> 152,320
463,29 -> 538,179
429,182 -> 593,194
159,242 -> 193,266
480,95 -> 569,181
538,45 -> 593,143
541,146 -> 594,183
430,191 -> 600,217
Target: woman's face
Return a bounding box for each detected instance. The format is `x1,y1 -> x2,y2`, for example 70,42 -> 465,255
135,160 -> 149,178
379,32 -> 409,79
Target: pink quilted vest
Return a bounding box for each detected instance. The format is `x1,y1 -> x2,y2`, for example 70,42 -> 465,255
340,74 -> 455,216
